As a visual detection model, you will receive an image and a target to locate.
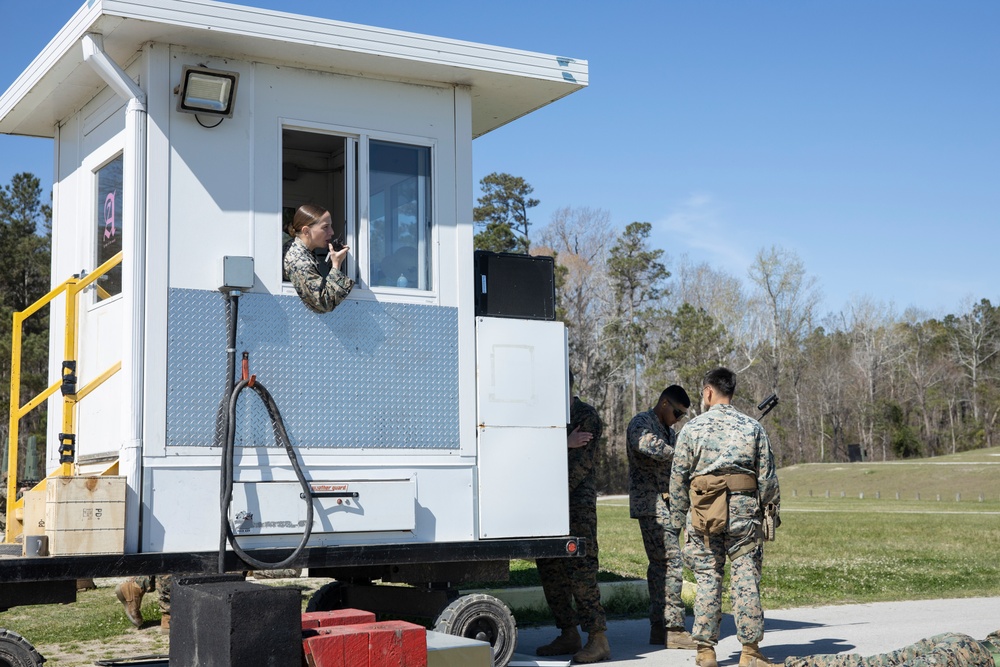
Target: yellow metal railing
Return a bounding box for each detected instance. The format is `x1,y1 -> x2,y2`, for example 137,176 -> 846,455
5,251 -> 123,542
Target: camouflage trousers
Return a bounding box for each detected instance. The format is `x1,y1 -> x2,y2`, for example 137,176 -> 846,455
638,514 -> 686,628
536,501 -> 607,634
683,494 -> 765,646
784,632 -> 995,667
132,573 -> 172,613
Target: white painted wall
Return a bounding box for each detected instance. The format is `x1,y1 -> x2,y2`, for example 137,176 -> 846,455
136,47 -> 480,551
47,61 -> 134,470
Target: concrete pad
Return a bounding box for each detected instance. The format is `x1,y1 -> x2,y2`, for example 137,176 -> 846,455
426,630 -> 492,667
514,597 -> 1000,666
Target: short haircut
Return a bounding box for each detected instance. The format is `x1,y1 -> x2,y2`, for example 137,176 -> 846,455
659,384 -> 691,409
703,367 -> 736,398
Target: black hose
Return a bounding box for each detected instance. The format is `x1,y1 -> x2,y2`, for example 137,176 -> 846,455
218,291 -> 239,572
218,291 -> 314,573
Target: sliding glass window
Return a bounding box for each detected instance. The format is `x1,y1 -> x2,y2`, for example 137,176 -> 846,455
368,141 -> 431,290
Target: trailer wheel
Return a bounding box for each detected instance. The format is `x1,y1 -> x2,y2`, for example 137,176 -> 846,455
433,593 -> 516,667
305,581 -> 346,613
0,629 -> 44,667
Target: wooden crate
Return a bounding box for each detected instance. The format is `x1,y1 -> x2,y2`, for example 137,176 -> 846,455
45,476 -> 126,555
22,489 -> 47,536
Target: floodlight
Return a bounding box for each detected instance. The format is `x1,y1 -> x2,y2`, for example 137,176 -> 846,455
176,66 -> 239,118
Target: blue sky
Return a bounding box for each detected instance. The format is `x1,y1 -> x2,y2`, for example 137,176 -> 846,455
2,1 -> 998,319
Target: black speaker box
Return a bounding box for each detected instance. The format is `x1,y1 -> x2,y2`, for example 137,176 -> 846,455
474,250 -> 556,320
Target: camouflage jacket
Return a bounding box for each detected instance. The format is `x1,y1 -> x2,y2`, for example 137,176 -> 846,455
785,631 -> 999,667
567,396 -> 604,508
668,403 -> 779,532
283,237 -> 354,314
626,409 -> 676,519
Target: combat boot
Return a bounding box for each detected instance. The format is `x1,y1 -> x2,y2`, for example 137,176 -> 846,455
573,631 -> 610,663
696,644 -> 718,667
536,627 -> 581,656
740,642 -> 773,667
649,619 -> 665,645
665,627 -> 698,650
115,580 -> 145,628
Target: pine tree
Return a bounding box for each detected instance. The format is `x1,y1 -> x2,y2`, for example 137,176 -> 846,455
473,172 -> 539,253
0,173 -> 52,491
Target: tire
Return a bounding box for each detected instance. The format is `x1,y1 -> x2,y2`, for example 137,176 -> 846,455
0,629 -> 44,667
304,581 -> 346,613
433,593 -> 517,667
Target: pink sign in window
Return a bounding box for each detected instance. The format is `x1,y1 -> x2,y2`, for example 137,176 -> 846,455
95,155 -> 123,300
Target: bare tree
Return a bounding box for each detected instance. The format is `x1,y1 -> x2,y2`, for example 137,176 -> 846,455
671,255 -> 762,374
536,206 -> 613,396
898,308 -> 949,454
746,246 -> 821,464
839,296 -> 904,461
945,297 -> 1000,425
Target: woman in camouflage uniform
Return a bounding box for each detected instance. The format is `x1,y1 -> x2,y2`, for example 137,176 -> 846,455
283,204 -> 354,313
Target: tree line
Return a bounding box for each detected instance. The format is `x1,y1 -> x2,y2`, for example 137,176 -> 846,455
0,173 -> 52,492
474,172 -> 1000,493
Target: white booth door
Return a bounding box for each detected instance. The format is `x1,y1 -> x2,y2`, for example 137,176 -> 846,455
75,153 -> 125,462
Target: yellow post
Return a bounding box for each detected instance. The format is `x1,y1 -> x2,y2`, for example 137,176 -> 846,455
59,278 -> 81,478
6,312 -> 24,541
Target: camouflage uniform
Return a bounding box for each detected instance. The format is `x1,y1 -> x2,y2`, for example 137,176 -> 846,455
785,631 -> 999,667
626,409 -> 686,629
668,403 -> 779,647
131,573 -> 172,613
283,237 -> 354,314
536,397 -> 607,634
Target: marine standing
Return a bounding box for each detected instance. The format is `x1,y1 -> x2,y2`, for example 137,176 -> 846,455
669,367 -> 780,667
626,385 -> 698,650
536,375 -> 611,663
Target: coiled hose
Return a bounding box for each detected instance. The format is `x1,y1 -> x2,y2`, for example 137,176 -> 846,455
218,290 -> 314,573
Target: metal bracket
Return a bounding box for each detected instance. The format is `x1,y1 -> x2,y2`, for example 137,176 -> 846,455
57,433 -> 76,463
61,361 -> 78,396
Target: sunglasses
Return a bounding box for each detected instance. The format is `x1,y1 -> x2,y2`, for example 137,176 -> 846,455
670,404 -> 687,419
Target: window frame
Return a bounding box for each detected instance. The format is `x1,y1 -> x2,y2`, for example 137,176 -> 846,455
364,136 -> 434,293
89,149 -> 126,308
279,121 -> 438,300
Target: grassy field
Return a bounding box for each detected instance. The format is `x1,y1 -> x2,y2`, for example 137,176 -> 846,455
524,447 -> 1000,615
778,446 -> 1000,502
1,449 -> 998,659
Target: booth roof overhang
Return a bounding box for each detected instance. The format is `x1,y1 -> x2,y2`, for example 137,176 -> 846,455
0,0 -> 588,140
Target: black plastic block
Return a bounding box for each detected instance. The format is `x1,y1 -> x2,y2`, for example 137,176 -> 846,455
169,574 -> 301,667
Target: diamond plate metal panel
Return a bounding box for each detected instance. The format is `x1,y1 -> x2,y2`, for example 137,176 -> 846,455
166,289 -> 460,449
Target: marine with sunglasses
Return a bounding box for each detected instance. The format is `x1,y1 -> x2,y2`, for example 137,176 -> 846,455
626,384 -> 697,651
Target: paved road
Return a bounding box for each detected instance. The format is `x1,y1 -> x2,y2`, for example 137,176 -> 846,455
511,597 -> 1000,666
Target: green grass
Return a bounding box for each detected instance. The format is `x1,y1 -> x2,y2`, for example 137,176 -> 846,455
778,446 -> 1000,502
763,504 -> 1000,608
0,585 -> 154,644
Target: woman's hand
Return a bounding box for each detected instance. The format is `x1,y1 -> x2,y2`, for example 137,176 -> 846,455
327,243 -> 350,271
